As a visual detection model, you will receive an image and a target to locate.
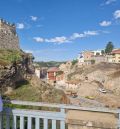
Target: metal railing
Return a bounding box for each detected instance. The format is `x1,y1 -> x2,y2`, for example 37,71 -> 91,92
0,100 -> 120,129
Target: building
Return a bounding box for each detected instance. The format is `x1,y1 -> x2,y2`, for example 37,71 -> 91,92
0,19 -> 19,50
35,68 -> 41,78
47,67 -> 64,84
78,51 -> 94,65
35,67 -> 47,79
92,50 -> 103,56
92,55 -> 107,64
110,49 -> 120,63
78,49 -> 108,65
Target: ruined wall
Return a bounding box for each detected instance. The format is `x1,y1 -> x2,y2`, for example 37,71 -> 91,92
0,19 -> 19,50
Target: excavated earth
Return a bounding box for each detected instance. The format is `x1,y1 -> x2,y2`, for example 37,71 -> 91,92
67,62 -> 120,108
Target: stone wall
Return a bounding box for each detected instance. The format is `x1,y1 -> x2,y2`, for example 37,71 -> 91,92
66,110 -> 118,129
0,19 -> 19,50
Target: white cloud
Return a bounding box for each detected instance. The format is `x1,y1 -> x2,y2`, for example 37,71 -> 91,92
70,33 -> 85,40
16,23 -> 25,29
105,0 -> 116,5
114,10 -> 120,19
99,21 -> 112,26
83,31 -> 99,36
30,16 -> 38,21
24,50 -> 34,53
70,31 -> 98,40
33,30 -> 109,44
45,36 -> 70,44
33,37 -> 44,42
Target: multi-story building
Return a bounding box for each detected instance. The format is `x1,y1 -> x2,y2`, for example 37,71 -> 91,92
78,51 -> 94,65
47,67 -> 64,84
78,49 -> 107,65
78,49 -> 120,65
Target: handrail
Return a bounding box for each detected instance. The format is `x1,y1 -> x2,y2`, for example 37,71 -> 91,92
3,100 -> 119,113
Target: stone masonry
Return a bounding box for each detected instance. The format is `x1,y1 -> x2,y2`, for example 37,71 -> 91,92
0,19 -> 19,50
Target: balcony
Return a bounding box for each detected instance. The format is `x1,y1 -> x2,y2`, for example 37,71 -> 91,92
0,100 -> 120,129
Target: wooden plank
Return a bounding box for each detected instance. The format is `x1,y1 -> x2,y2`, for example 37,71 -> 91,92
52,120 -> 56,129
20,116 -> 24,129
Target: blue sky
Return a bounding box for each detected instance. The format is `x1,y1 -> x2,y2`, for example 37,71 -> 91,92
0,0 -> 120,61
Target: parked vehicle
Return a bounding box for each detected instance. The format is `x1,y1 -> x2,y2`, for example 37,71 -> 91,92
98,88 -> 107,93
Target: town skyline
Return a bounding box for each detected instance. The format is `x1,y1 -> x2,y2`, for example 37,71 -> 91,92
0,0 -> 120,61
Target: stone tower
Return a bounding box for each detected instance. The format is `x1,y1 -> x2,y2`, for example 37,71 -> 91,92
0,19 -> 20,50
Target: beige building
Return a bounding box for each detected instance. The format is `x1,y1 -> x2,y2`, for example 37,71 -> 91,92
111,49 -> 120,63
78,51 -> 94,65
107,49 -> 120,63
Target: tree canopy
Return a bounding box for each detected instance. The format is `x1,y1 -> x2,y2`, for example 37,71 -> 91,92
105,42 -> 114,54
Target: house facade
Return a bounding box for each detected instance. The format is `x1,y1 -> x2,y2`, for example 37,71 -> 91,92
47,67 -> 64,84
111,49 -> 120,63
78,49 -> 120,65
78,51 -> 94,65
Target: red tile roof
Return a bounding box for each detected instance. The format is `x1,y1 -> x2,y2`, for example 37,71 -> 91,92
111,49 -> 120,54
47,67 -> 59,72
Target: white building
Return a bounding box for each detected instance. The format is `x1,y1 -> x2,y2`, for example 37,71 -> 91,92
77,52 -> 84,64
92,50 -> 103,56
35,68 -> 41,78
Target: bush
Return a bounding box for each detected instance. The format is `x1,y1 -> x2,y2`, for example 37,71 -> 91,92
72,59 -> 78,65
91,60 -> 95,64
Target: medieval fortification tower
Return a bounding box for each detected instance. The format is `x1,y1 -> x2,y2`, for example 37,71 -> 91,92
0,19 -> 19,50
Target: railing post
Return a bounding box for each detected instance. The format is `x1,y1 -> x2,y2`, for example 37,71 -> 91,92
118,109 -> 120,129
35,117 -> 40,129
0,113 -> 3,129
60,108 -> 65,129
28,117 -> 32,129
44,118 -> 48,129
6,114 -> 10,129
13,116 -> 17,129
60,120 -> 65,129
20,116 -> 24,129
52,119 -> 56,129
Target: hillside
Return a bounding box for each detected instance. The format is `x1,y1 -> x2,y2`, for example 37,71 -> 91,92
6,75 -> 69,104
66,62 -> 120,108
35,61 -> 66,67
0,49 -> 69,104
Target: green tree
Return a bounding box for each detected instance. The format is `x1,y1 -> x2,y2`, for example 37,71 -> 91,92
101,50 -> 105,55
72,59 -> 78,65
105,42 -> 114,54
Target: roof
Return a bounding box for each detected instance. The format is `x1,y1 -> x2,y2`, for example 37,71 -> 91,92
111,49 -> 120,54
47,67 -> 60,72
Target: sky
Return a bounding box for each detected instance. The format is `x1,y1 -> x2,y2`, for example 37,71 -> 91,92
0,0 -> 120,61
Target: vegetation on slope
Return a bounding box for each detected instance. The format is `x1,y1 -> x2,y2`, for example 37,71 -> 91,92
5,76 -> 69,104
0,49 -> 23,66
35,61 -> 66,67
